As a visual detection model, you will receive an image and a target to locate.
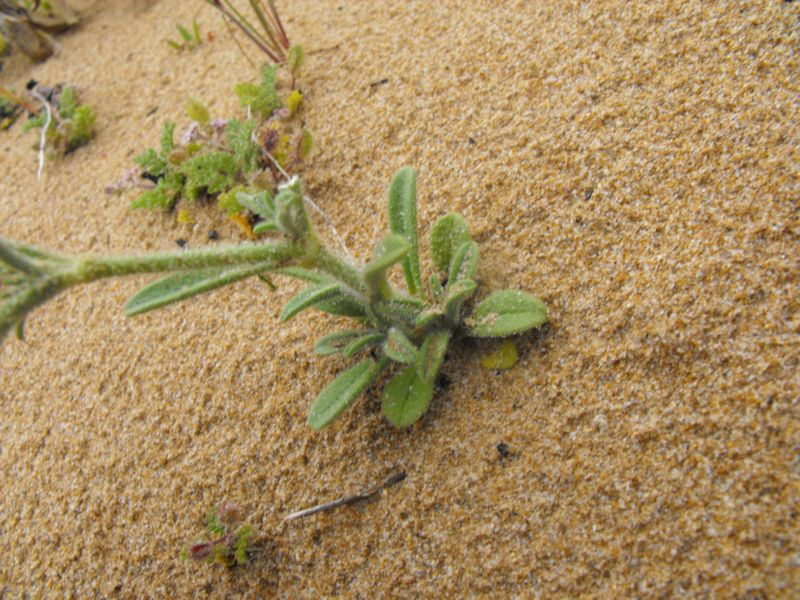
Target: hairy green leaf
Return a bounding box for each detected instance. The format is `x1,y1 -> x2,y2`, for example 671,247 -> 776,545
252,221 -> 279,234
308,358 -> 387,430
21,113 -> 47,133
381,366 -> 434,428
277,266 -> 326,283
363,234 -> 410,297
235,64 -> 281,117
287,43 -> 305,75
342,332 -> 385,358
274,180 -> 309,238
226,119 -> 259,174
387,167 -> 422,295
181,151 -> 238,199
431,213 -> 471,273
414,307 -> 443,331
234,526 -> 255,565
236,190 -> 274,220
65,105 -> 95,152
416,330 -> 451,382
372,298 -> 421,330
58,86 -> 78,118
130,185 -> 173,211
466,290 -> 548,337
299,129 -> 313,160
313,293 -> 369,319
206,510 -> 225,536
278,269 -> 368,318
125,263 -> 270,316
280,282 -> 340,321
160,120 -> 176,157
443,277 -> 477,323
382,327 -> 417,364
185,98 -> 210,126
315,329 -> 377,356
448,241 -> 479,285
428,274 -> 444,301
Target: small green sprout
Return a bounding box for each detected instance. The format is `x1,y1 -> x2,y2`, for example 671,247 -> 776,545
22,84 -> 95,157
168,20 -> 202,51
182,503 -> 258,567
1,168 -> 548,429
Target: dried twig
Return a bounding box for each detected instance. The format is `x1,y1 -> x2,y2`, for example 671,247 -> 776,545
285,468 -> 406,521
0,86 -> 40,115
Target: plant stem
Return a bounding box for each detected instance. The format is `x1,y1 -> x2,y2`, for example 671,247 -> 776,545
70,242 -> 301,284
314,247 -> 367,295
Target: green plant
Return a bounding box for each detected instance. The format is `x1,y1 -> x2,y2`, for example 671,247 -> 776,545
0,168 -> 547,428
0,91 -> 20,129
21,84 -> 95,156
167,19 -> 202,51
181,503 -> 258,567
118,67 -> 311,229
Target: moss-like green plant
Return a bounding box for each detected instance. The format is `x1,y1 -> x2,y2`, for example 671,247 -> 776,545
21,85 -> 95,156
120,69 -> 310,220
0,169 -> 547,428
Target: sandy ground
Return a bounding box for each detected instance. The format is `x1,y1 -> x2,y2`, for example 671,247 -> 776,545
0,0 -> 798,597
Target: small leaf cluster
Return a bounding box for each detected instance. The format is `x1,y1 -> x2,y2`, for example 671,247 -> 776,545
167,20 -> 202,51
124,64 -> 312,230
181,503 -> 258,567
22,85 -> 95,156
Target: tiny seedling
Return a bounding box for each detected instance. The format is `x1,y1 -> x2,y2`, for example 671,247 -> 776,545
0,168 -> 547,428
22,83 -> 95,156
181,503 -> 258,567
167,20 -> 202,51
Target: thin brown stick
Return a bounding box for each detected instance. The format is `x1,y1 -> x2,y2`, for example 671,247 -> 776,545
205,0 -> 283,63
248,0 -> 283,53
220,13 -> 258,70
0,86 -> 40,115
285,468 -> 406,521
262,0 -> 289,49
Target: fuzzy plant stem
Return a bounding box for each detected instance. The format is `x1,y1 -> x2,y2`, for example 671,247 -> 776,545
0,239 -> 300,341
77,242 -> 300,281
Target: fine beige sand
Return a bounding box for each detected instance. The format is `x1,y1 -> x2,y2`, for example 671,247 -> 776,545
1,1 -> 798,597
